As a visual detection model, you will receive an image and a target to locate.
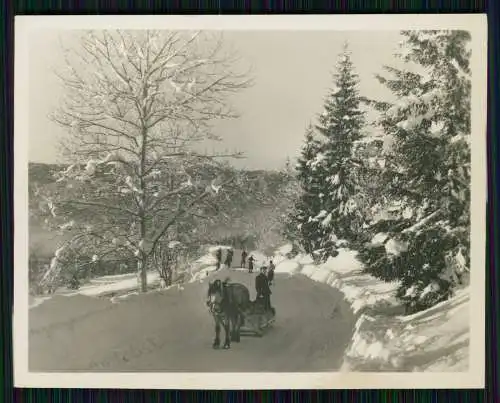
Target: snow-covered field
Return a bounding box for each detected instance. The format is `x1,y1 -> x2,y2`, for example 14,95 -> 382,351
269,243 -> 470,372
29,246 -> 225,308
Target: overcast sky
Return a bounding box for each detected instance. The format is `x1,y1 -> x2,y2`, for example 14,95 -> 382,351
28,29 -> 402,170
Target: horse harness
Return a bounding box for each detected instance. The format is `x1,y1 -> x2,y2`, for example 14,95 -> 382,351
207,280 -> 230,322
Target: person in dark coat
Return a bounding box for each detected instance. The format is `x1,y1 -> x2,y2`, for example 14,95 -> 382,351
215,248 -> 222,271
225,248 -> 234,268
255,266 -> 272,311
248,255 -> 255,273
267,260 -> 275,286
241,249 -> 248,268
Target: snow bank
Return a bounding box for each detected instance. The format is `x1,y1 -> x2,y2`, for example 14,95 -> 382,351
269,243 -> 470,372
189,244 -> 237,282
295,254 -> 314,266
90,273 -> 138,283
29,295 -> 52,309
298,248 -> 399,315
207,245 -> 232,254
342,287 -> 470,372
274,260 -> 300,274
276,243 -> 293,256
75,271 -> 161,297
29,245 -> 229,308
110,291 -> 139,304
300,264 -> 317,277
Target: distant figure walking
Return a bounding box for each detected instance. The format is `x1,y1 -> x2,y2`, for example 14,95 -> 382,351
268,260 -> 275,286
248,255 -> 255,273
241,249 -> 248,268
225,248 -> 234,269
215,248 -> 222,271
255,266 -> 272,311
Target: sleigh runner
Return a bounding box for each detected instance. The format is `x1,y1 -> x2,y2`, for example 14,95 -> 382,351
240,298 -> 276,337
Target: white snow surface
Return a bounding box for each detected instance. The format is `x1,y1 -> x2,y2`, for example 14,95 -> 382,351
65,271 -> 162,297
270,243 -> 470,372
30,244 -> 230,307
30,241 -> 471,371
271,245 -> 396,315
342,287 -> 470,372
248,251 -> 269,267
274,260 -> 300,275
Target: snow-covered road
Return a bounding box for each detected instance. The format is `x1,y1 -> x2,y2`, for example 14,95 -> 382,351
28,243 -> 471,373
29,268 -> 355,372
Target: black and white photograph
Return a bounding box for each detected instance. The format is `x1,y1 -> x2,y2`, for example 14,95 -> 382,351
14,15 -> 487,389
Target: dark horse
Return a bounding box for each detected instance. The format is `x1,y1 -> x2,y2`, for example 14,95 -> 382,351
206,278 -> 250,349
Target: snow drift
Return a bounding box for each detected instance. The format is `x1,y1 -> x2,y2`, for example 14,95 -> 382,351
270,243 -> 470,372
341,287 -> 469,372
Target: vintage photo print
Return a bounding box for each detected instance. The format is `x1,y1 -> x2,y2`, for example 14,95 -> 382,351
14,14 -> 487,389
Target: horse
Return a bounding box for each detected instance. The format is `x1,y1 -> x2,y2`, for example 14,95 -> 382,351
206,278 -> 250,349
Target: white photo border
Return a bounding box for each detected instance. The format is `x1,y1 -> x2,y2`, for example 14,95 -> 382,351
14,14 -> 487,389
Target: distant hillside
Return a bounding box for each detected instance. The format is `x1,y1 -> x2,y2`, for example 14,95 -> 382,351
28,162 -> 298,257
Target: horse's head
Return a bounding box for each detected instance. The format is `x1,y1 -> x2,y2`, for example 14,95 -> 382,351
206,279 -> 223,313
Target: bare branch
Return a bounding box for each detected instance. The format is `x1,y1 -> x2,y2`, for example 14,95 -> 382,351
148,175 -> 236,256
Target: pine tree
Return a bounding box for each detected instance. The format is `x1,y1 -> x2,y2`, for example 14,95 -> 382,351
312,43 -> 366,260
284,124 -> 325,255
360,30 -> 471,313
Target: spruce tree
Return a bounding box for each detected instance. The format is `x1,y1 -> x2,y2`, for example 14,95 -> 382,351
284,124 -> 325,255
313,43 -> 366,260
360,30 -> 471,313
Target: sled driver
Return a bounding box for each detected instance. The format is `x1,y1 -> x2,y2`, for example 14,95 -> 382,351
255,266 -> 272,311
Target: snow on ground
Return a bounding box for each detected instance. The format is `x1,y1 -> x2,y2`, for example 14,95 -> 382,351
248,250 -> 269,267
29,245 -> 226,308
270,243 -> 470,372
207,245 -> 233,254
341,287 -> 469,372
274,260 -> 300,275
29,296 -> 52,309
272,245 -> 399,316
89,272 -> 141,283
74,271 -> 161,297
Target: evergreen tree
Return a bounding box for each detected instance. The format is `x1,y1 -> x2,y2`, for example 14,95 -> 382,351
284,125 -> 325,255
359,30 -> 471,313
312,43 -> 366,260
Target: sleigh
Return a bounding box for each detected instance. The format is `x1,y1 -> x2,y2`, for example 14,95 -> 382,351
240,298 -> 276,337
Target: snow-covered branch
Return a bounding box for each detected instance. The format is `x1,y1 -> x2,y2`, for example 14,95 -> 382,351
148,175 -> 236,256
46,30 -> 252,292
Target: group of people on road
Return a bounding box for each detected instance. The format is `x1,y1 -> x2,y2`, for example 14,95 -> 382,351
215,247 -> 234,271
214,247 -> 276,311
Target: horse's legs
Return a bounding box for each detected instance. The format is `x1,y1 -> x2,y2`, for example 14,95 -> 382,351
213,320 -> 221,349
230,316 -> 236,342
234,313 -> 242,342
229,314 -> 241,342
223,320 -> 231,349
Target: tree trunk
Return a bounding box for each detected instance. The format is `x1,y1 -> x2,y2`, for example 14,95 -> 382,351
137,254 -> 148,293
138,120 -> 148,292
141,255 -> 148,292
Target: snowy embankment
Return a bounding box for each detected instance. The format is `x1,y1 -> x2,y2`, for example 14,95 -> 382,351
269,243 -> 470,372
29,245 -> 232,309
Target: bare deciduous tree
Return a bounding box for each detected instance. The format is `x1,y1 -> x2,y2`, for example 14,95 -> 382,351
39,30 -> 252,292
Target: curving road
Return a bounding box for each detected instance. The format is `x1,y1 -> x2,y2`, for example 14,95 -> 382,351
29,263 -> 356,372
